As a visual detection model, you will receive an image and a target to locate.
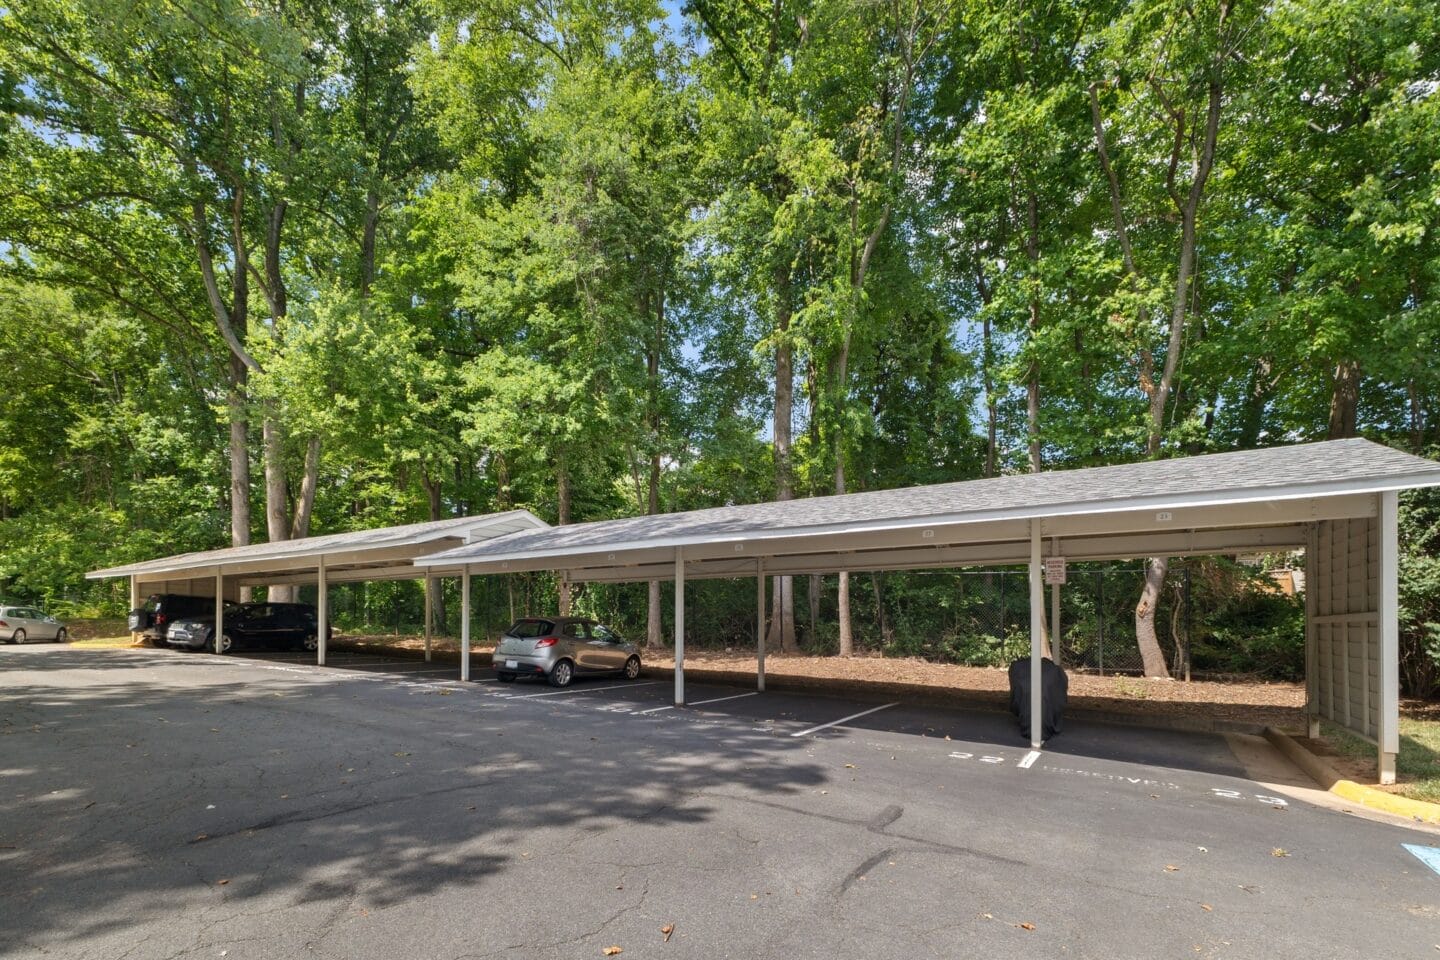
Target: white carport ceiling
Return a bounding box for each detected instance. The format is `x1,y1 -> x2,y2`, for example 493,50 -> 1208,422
415,440 -> 1440,582
87,510 -> 549,586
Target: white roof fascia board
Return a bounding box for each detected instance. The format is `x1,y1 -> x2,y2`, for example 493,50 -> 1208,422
416,481 -> 1402,570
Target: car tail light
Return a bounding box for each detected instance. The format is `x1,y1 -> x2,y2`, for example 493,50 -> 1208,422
534,637 -> 558,648
0,620 -> 7,628
156,614 -> 168,626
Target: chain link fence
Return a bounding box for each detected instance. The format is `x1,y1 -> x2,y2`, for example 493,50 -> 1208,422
289,562 -> 1212,678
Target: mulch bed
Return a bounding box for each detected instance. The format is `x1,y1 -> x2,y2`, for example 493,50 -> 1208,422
335,635 -> 1307,730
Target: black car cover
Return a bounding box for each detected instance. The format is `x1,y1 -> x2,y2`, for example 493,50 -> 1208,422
1008,657 -> 1068,741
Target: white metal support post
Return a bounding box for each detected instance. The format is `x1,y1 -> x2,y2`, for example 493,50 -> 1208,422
317,555 -> 328,666
129,576 -> 140,643
674,547 -> 686,705
214,568 -> 226,655
756,557 -> 766,692
1379,492 -> 1400,784
1029,521 -> 1044,749
461,570 -> 472,682
423,576 -> 433,663
1304,523 -> 1320,738
1050,536 -> 1062,668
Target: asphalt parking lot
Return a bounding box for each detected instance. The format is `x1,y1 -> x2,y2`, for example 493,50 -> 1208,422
2,644 -> 1436,960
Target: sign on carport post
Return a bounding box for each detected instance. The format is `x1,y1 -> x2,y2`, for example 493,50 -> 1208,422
1044,556 -> 1067,585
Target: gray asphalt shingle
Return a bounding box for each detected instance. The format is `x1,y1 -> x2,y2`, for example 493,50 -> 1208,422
421,439 -> 1440,564
89,510 -> 545,578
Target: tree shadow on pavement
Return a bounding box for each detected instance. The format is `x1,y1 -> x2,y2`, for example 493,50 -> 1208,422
0,648 -> 827,955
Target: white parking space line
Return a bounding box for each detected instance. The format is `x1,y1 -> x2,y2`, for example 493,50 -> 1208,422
1018,750 -> 1041,769
510,681 -> 662,700
689,691 -> 761,707
636,690 -> 760,715
790,702 -> 898,738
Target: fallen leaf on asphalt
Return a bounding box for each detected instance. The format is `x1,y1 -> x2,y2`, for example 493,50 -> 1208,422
1164,865 -> 1179,872
194,834 -> 208,842
1017,922 -> 1035,931
844,764 -> 856,769
1272,848 -> 1289,858
467,805 -> 477,812
1197,846 -> 1207,853
602,947 -> 622,956
216,879 -> 230,886
393,752 -> 410,758
1201,904 -> 1213,912
750,894 -> 759,900
661,924 -> 674,942
981,913 -> 993,920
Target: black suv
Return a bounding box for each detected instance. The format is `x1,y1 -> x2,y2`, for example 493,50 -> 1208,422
128,594 -> 230,647
164,602 -> 331,653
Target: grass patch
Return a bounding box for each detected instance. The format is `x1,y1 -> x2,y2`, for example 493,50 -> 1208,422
1322,717 -> 1440,803
63,618 -> 129,640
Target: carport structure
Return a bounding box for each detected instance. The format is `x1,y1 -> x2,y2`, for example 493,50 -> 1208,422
88,511 -> 548,675
418,439 -> 1440,783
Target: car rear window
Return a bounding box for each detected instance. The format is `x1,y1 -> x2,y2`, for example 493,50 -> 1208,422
506,619 -> 555,638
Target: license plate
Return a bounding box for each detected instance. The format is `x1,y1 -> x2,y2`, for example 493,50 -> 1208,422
505,659 -> 517,668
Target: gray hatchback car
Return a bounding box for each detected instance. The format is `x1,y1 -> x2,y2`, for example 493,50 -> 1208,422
493,617 -> 641,687
0,605 -> 68,643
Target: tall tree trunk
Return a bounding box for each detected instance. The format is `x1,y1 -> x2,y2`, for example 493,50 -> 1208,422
808,574 -> 820,642
835,428 -> 852,657
646,289 -> 664,649
976,265 -> 997,477
556,453 -> 572,616
1135,558 -> 1171,678
291,435 -> 321,539
1409,379 -> 1425,452
257,187 -> 298,602
870,572 -> 894,647
263,412 -> 294,602
768,258 -> 798,653
1025,188 -> 1042,472
360,186 -> 379,298
227,357 -> 251,550
1092,29 -> 1227,679
424,473 -> 446,630
1327,360 -> 1360,439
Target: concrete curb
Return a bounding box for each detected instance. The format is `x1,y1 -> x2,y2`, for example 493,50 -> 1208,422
1263,726 -> 1440,825
649,664 -> 1270,737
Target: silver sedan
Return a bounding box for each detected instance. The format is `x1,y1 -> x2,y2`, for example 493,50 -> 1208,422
493,617 -> 642,687
0,606 -> 68,643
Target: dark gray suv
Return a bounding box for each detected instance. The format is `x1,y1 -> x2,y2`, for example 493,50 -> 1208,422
493,617 -> 641,687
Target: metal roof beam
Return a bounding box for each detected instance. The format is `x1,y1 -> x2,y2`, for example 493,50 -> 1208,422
558,524 -> 1308,584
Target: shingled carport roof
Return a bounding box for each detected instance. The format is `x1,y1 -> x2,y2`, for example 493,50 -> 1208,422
416,439 -> 1440,581
88,510 -> 549,586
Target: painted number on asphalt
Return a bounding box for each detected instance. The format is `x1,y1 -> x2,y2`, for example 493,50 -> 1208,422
948,752 -> 1006,763
1210,787 -> 1288,807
